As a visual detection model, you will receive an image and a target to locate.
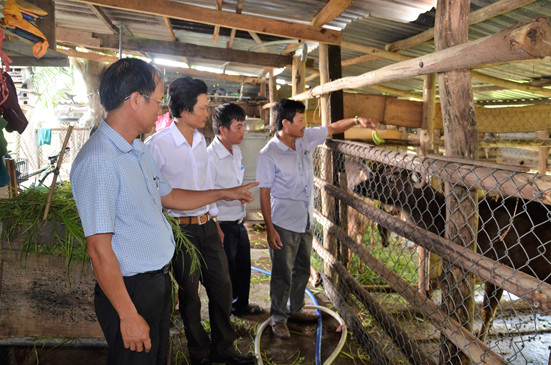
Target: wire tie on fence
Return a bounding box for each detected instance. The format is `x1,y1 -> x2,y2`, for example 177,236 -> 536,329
497,197 -> 519,243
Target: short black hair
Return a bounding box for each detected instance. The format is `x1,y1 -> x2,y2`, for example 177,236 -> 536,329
273,99 -> 305,131
212,103 -> 246,135
99,58 -> 161,112
168,77 -> 208,118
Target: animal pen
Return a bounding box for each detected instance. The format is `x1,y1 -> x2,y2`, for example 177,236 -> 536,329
301,8 -> 551,365
310,141 -> 550,364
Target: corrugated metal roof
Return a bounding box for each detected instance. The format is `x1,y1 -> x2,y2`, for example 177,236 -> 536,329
49,0 -> 551,103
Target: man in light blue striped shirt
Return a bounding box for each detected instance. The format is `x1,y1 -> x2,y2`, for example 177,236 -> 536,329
71,58 -> 257,365
257,99 -> 378,339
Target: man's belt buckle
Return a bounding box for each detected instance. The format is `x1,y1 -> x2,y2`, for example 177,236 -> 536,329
197,214 -> 209,225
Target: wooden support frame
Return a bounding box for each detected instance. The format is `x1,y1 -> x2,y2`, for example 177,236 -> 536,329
294,17 -> 551,102
314,175 -> 551,313
313,214 -> 508,365
313,234 -> 438,365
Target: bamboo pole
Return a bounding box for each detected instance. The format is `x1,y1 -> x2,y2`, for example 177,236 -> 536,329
43,126 -> 74,221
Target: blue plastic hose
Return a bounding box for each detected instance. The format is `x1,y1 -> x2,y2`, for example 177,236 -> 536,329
251,265 -> 322,365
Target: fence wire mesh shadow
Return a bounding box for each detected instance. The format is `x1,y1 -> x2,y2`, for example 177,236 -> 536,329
311,140 -> 551,365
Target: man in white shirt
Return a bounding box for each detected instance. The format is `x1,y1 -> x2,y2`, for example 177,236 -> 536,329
257,99 -> 378,339
145,78 -> 256,365
208,103 -> 264,317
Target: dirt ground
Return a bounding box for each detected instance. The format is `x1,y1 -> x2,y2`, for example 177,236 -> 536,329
1,223 -> 369,365
170,223 -> 370,364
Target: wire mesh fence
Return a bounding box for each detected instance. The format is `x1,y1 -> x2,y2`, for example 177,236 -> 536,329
312,139 -> 551,365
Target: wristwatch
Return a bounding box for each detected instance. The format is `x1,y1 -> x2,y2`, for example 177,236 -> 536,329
354,116 -> 360,125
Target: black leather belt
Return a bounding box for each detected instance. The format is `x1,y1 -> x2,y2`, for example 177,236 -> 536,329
219,218 -> 244,225
141,263 -> 170,276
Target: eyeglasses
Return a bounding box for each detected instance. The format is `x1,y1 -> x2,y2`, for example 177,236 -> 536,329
124,94 -> 167,109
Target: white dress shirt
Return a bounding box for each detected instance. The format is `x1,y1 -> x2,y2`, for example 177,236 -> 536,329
256,126 -> 328,233
145,121 -> 218,218
207,136 -> 246,221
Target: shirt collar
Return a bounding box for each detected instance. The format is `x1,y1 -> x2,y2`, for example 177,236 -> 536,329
169,121 -> 204,147
98,120 -> 135,154
211,136 -> 234,159
273,133 -> 296,152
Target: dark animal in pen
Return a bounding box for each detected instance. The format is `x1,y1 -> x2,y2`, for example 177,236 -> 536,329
353,167 -> 551,342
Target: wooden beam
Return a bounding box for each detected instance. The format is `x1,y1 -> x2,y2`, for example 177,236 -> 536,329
305,72 -> 319,82
212,0 -> 223,44
72,0 -> 342,45
481,138 -> 551,148
248,31 -> 270,53
226,0 -> 245,49
342,39 -> 551,97
88,4 -> 119,34
281,41 -> 302,56
91,34 -> 294,68
386,0 -> 538,52
311,0 -> 354,27
56,47 -> 118,63
163,17 -> 176,42
158,65 -> 264,84
56,27 -> 101,48
294,18 -> 551,101
342,41 -> 410,62
341,54 -> 381,67
471,70 -> 551,97
368,84 -> 422,101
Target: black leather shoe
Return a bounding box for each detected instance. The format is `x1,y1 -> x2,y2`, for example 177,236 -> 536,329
191,357 -> 212,365
211,354 -> 257,364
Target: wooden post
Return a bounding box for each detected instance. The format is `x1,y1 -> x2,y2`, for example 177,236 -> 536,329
328,45 -> 344,281
5,158 -> 18,198
43,126 -> 73,221
268,68 -> 276,128
292,55 -> 305,101
538,130 -> 549,174
418,73 -> 436,295
435,1 -> 477,364
318,43 -> 330,127
318,43 -> 336,280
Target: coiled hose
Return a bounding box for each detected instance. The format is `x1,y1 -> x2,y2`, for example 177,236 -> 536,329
251,266 -> 347,364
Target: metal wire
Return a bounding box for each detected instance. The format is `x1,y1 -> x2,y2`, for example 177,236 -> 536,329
312,139 -> 551,365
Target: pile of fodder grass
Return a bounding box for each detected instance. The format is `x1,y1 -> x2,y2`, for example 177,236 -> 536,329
0,182 -> 197,274
0,182 -> 87,267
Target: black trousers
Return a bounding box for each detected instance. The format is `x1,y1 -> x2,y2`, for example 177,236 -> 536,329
94,270 -> 171,365
220,221 -> 252,312
172,220 -> 236,359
